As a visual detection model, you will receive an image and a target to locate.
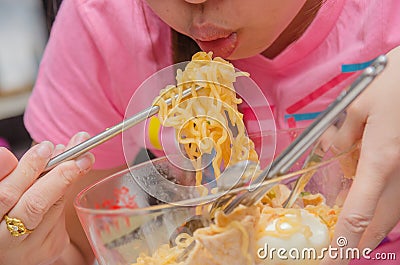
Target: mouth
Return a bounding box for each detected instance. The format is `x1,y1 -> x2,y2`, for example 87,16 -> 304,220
190,24 -> 238,58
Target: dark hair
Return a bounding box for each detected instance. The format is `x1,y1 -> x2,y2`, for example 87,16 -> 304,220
42,0 -> 63,32
171,30 -> 201,64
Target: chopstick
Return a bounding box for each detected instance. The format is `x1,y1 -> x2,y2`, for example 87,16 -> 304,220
43,86 -> 202,173
222,54 -> 387,214
263,55 -> 387,180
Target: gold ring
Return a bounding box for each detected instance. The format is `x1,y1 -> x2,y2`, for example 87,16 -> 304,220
4,215 -> 33,237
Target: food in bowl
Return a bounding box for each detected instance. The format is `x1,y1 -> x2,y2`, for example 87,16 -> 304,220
76,52 -> 355,265
131,183 -> 341,265
75,150 -> 353,265
130,53 -> 341,264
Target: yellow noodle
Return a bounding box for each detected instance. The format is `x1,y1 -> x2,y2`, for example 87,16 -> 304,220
132,52 -> 341,265
154,52 -> 258,186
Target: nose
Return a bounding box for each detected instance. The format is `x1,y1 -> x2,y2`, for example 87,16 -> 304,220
184,0 -> 207,4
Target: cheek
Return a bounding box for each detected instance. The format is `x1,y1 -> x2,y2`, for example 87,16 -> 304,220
144,0 -> 188,33
256,0 -> 307,38
267,0 -> 308,24
230,0 -> 307,58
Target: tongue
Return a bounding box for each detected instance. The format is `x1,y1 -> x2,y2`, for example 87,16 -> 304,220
197,33 -> 238,58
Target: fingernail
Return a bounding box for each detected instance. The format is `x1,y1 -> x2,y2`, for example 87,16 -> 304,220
72,132 -> 90,145
55,144 -> 65,151
53,144 -> 65,156
75,153 -> 95,171
37,141 -> 54,158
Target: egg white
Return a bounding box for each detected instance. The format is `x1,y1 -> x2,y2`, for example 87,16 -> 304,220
256,209 -> 329,265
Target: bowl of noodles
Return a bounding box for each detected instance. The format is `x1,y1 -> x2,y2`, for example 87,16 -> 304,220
75,143 -> 358,265
75,52 -> 359,264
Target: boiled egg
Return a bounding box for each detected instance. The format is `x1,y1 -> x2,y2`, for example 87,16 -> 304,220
256,208 -> 329,265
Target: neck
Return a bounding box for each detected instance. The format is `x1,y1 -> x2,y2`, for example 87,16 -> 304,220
262,0 -> 323,59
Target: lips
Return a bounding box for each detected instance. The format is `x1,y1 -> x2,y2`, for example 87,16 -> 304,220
190,25 -> 238,58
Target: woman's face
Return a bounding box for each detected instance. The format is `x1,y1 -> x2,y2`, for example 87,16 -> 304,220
145,0 -> 307,60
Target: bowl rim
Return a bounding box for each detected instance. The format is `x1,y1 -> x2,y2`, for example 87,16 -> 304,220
74,144 -> 358,216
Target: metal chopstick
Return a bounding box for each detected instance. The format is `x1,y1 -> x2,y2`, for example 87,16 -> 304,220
43,86 -> 202,172
223,54 -> 387,213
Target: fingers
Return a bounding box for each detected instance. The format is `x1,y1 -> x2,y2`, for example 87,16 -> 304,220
0,132 -> 90,216
328,103 -> 366,179
332,173 -> 382,247
0,132 -> 94,242
0,147 -> 18,180
65,132 -> 90,150
326,102 -> 385,263
40,132 -> 90,175
1,140 -> 94,236
332,113 -> 400,255
0,141 -> 54,216
0,198 -> 67,264
24,198 -> 66,247
53,144 -> 66,157
332,103 -> 366,153
39,213 -> 69,265
357,176 -> 400,250
0,153 -> 94,246
324,50 -> 400,264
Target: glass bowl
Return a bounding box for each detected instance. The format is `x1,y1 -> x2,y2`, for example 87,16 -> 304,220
75,141 -> 358,265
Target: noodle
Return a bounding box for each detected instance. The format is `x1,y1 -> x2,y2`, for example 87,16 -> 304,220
153,52 -> 258,187
131,52 -> 341,265
131,197 -> 339,265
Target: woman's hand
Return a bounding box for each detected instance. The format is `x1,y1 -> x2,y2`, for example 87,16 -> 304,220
0,132 -> 94,265
323,46 -> 400,264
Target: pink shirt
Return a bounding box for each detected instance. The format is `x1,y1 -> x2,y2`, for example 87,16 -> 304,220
25,0 -> 400,170
24,1 -> 400,261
